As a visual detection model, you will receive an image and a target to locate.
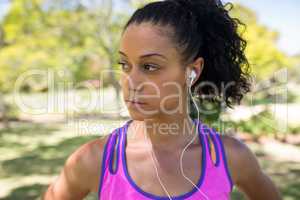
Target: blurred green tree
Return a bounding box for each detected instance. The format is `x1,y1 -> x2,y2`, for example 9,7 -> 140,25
0,0 -> 126,93
228,3 -> 292,80
0,1 -> 296,123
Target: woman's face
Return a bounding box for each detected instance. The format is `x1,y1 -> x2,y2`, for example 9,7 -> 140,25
118,22 -> 189,120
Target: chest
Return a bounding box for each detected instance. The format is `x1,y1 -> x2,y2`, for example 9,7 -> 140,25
124,144 -> 205,196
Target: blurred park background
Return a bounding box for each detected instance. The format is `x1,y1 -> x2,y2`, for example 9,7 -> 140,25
0,0 -> 299,199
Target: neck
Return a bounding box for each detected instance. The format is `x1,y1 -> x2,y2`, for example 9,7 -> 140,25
130,114 -> 200,151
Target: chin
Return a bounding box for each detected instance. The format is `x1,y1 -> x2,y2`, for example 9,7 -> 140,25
127,108 -> 158,121
127,110 -> 148,121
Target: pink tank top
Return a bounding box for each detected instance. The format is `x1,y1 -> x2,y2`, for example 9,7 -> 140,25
98,119 -> 233,200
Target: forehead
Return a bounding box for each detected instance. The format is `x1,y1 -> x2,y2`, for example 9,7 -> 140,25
119,22 -> 177,57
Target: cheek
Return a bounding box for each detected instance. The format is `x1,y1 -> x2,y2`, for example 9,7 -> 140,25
159,83 -> 185,108
149,74 -> 187,109
120,70 -> 186,109
160,70 -> 186,102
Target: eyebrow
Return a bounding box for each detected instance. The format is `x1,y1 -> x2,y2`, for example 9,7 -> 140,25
118,51 -> 167,60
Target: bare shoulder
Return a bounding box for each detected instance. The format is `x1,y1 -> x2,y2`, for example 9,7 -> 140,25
219,134 -> 258,185
219,134 -> 282,199
42,134 -> 111,200
64,134 -> 112,192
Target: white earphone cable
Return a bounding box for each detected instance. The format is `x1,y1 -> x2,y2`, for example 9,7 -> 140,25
143,68 -> 210,200
143,128 -> 173,200
179,74 -> 210,200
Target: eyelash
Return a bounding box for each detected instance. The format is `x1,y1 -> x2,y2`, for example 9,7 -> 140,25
117,61 -> 159,72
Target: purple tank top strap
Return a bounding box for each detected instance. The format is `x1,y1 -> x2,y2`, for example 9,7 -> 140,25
199,124 -> 234,191
206,127 -> 221,167
208,128 -> 226,167
97,121 -> 131,199
214,130 -> 234,191
103,132 -> 116,170
107,127 -> 123,175
111,119 -> 132,174
199,123 -> 215,168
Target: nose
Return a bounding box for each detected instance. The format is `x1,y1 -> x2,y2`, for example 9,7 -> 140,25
127,66 -> 144,93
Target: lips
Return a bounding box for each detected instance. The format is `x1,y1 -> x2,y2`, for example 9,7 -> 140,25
125,100 -> 147,104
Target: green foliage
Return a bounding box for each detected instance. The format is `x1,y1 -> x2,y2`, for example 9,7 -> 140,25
228,3 -> 293,80
288,125 -> 300,135
190,97 -> 223,125
0,1 -> 296,94
233,110 -> 279,137
0,0 -> 128,93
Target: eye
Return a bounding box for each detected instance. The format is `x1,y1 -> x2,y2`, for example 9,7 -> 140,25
117,61 -> 129,71
143,64 -> 159,72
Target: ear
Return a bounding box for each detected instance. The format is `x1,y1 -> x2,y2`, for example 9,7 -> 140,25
189,57 -> 204,85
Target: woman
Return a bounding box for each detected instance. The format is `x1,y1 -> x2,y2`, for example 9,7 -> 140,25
43,0 -> 282,199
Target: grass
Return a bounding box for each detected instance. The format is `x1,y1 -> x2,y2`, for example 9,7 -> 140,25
0,121 -> 299,200
0,122 -> 99,200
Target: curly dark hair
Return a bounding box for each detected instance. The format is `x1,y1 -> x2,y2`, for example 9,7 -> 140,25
123,0 -> 252,108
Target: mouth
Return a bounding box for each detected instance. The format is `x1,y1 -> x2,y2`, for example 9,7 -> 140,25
125,100 -> 147,105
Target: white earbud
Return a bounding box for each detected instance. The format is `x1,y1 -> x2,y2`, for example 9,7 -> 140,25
189,69 -> 197,85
